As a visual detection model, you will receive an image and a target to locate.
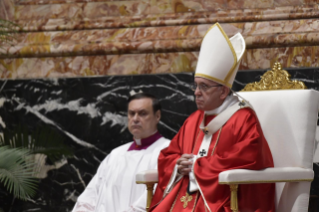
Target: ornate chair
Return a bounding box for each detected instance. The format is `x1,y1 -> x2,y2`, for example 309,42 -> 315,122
136,62 -> 319,212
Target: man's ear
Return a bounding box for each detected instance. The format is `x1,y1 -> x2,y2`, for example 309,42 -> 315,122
219,86 -> 230,100
155,110 -> 161,123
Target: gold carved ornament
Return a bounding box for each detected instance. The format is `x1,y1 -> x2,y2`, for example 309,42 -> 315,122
241,62 -> 306,91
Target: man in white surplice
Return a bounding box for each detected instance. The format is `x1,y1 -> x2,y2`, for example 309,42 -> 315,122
72,93 -> 170,212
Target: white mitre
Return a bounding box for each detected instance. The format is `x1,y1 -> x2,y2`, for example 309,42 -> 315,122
195,23 -> 246,88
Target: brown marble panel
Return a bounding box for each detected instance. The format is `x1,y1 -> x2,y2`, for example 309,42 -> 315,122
150,0 -> 302,12
311,46 -> 319,66
15,3 -> 84,20
1,46 -> 319,79
15,0 -> 138,5
107,54 -> 148,75
83,1 -> 149,18
0,0 -> 15,20
6,18 -> 319,58
242,19 -> 319,36
150,0 -> 207,14
14,0 -> 319,7
255,0 -> 274,8
10,25 -> 206,45
0,53 -> 198,78
274,0 -> 304,7
1,39 -> 203,58
149,0 -> 174,14
245,46 -> 317,70
5,20 -> 319,58
147,52 -> 198,74
227,0 -> 256,9
10,5 -> 319,31
203,0 -> 228,11
0,56 -> 111,78
304,0 -> 319,4
246,48 -> 273,70
15,1 -> 149,20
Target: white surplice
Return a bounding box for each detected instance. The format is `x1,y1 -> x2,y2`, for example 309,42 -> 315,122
72,137 -> 170,212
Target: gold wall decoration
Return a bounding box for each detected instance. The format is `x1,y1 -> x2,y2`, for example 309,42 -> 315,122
241,62 -> 307,91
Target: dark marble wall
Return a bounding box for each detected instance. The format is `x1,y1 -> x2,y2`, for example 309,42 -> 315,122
0,69 -> 318,211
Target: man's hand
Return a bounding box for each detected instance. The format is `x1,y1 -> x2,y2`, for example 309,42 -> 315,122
176,154 -> 194,175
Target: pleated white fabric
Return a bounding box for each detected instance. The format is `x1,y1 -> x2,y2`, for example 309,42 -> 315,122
72,137 -> 170,212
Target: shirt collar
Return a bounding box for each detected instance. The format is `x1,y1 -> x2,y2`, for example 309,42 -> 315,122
128,131 -> 162,151
204,94 -> 239,115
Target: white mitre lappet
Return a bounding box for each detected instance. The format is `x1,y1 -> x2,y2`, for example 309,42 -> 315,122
195,23 -> 246,88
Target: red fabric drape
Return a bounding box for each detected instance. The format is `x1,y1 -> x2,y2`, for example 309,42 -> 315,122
150,108 -> 275,212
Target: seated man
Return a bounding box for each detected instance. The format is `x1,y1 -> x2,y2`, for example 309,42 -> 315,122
72,93 -> 170,212
149,23 -> 275,212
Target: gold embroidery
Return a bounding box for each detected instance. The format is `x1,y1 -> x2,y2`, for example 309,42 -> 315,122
180,192 -> 193,208
191,127 -> 202,154
169,186 -> 181,212
211,127 -> 222,156
191,192 -> 200,212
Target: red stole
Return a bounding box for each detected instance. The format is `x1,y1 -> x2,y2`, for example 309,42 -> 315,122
150,108 -> 275,212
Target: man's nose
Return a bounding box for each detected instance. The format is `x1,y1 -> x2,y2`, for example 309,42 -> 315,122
194,86 -> 201,96
133,114 -> 139,121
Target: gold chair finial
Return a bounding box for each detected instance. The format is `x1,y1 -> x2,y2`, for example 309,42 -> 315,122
241,62 -> 306,91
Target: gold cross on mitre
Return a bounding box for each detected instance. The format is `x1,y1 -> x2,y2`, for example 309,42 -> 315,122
180,192 -> 193,208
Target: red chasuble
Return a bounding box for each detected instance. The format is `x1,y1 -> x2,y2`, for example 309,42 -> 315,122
150,108 -> 275,212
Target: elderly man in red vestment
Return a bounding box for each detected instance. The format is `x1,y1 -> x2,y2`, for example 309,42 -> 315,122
149,23 -> 275,212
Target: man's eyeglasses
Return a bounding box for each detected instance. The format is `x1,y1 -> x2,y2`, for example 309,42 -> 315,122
191,83 -> 222,92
